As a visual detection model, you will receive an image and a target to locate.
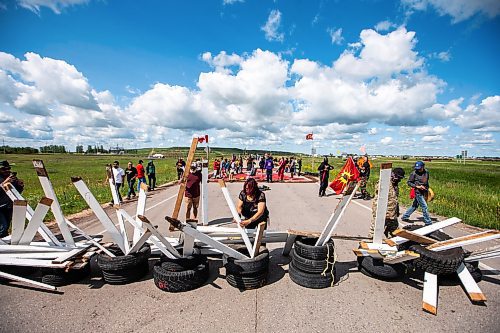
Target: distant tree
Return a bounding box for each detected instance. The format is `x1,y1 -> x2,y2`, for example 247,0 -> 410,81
1,145 -> 39,154
76,145 -> 84,153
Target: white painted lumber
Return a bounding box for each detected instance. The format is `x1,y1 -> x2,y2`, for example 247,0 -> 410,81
182,221 -> 196,257
18,198 -> 52,245
0,239 -> 6,245
0,270 -> 57,291
362,242 -> 398,252
133,184 -> 148,243
316,182 -> 359,246
218,180 -> 254,254
72,178 -> 126,252
383,250 -> 419,264
352,248 -> 385,259
422,272 -> 438,315
0,253 -> 62,259
124,212 -> 181,258
282,234 -> 297,256
428,230 -> 500,252
251,222 -> 266,258
465,250 -> 500,262
11,200 -> 27,245
52,245 -> 90,264
457,262 -> 486,302
109,179 -> 130,254
201,166 -> 209,226
0,257 -> 69,268
390,217 -> 461,245
0,245 -> 70,253
373,165 -> 392,244
64,219 -> 115,257
33,159 -> 75,246
4,185 -> 60,245
127,229 -> 152,254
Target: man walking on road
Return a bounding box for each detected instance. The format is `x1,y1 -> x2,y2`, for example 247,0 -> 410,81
125,161 -> 137,200
136,160 -> 147,192
146,160 -> 156,190
110,161 -> 125,204
402,161 -> 432,225
265,154 -> 274,183
318,157 -> 334,197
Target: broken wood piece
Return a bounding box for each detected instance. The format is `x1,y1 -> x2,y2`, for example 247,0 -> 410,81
0,270 -> 57,291
390,217 -> 461,245
427,230 -> 500,251
457,262 -> 486,303
383,250 -> 419,264
251,222 -> 266,258
18,197 -> 52,245
422,272 -> 438,315
392,229 -> 437,245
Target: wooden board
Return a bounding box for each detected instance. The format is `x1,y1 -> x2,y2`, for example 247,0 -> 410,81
383,250 -> 419,264
390,217 -> 461,245
392,229 -> 437,245
169,137 -> 198,231
133,185 -> 147,243
0,270 -> 57,291
282,234 -> 297,256
18,197 -> 52,245
201,166 -> 209,226
251,222 -> 266,258
428,230 -> 500,251
372,164 -> 392,244
457,262 -> 486,302
11,200 -> 27,245
422,272 -> 438,315
316,182 -> 358,246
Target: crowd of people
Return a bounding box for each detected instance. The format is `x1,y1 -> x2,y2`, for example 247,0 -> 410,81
109,159 -> 157,204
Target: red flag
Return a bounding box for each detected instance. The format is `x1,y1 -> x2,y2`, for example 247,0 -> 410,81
305,133 -> 313,140
197,135 -> 209,143
329,157 -> 360,194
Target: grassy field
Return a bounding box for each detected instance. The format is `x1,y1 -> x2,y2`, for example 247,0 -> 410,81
3,152 -> 499,230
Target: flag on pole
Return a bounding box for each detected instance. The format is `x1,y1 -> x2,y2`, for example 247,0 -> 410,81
198,135 -> 209,143
329,157 -> 360,194
306,133 -> 313,140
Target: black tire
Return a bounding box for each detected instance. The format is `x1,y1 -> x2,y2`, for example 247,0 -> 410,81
223,245 -> 269,276
291,248 -> 334,274
440,262 -> 482,284
153,262 -> 209,292
357,256 -> 405,280
294,237 -> 335,260
101,261 -> 149,285
97,244 -> 151,271
159,254 -> 208,272
226,271 -> 267,290
409,244 -> 465,275
288,262 -> 334,289
41,264 -> 91,287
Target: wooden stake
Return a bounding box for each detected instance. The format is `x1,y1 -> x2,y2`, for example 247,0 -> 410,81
372,163 -> 392,244
392,229 -> 437,245
251,222 -> 266,258
18,197 -> 52,245
422,272 -> 438,315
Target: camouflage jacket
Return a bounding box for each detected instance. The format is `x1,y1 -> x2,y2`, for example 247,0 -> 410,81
371,180 -> 399,220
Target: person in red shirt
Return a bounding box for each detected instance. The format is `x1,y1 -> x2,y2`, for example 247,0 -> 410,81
213,159 -> 220,179
277,157 -> 286,182
136,160 -> 147,192
185,163 -> 202,222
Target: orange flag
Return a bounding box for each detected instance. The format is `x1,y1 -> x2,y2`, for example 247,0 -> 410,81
329,157 -> 360,194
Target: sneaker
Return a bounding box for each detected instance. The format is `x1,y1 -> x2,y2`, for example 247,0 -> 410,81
401,218 -> 410,222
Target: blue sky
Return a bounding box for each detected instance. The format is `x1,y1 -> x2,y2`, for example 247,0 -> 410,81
0,0 -> 499,156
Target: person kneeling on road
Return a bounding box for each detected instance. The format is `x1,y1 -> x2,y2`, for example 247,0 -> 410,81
236,178 -> 269,229
369,167 -> 405,238
185,163 -> 202,223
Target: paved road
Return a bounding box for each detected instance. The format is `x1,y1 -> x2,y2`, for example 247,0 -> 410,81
1,182 -> 499,333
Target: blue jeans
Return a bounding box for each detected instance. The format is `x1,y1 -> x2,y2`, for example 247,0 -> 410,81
0,205 -> 13,237
137,177 -> 147,192
403,192 -> 432,225
127,179 -> 136,198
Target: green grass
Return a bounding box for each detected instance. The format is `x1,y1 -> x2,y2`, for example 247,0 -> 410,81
301,157 -> 500,230
3,153 -> 499,230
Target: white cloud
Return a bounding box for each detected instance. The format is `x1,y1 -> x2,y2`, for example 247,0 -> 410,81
422,135 -> 443,142
368,128 -> 378,135
381,137 -> 393,144
17,0 -> 89,14
402,0 -> 500,23
430,51 -> 451,62
327,27 -> 344,45
261,9 -> 285,42
201,51 -> 243,73
453,95 -> 500,132
223,0 -> 244,5
374,20 -> 396,31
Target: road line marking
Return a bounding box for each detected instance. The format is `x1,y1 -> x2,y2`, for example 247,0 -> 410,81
96,193 -> 178,235
479,262 -> 500,275
351,199 -> 371,211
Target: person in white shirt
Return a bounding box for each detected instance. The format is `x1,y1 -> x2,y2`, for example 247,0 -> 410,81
110,160 -> 125,204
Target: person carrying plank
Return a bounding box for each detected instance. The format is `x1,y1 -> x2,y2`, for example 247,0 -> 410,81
369,167 -> 405,238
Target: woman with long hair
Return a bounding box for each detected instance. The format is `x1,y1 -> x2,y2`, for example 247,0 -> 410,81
236,178 -> 269,229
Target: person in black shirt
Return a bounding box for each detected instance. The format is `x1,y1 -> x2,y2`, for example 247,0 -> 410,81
402,161 -> 432,225
125,161 -> 138,200
236,178 -> 269,229
318,157 -> 334,197
176,158 -> 186,180
0,160 -> 24,238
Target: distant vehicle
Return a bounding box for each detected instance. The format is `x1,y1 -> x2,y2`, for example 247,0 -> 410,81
149,153 -> 165,159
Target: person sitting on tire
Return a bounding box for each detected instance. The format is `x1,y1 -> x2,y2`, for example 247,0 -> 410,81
402,161 -> 432,226
369,167 -> 405,238
235,178 -> 269,229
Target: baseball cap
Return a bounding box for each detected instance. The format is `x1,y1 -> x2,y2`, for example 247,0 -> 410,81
0,160 -> 11,170
414,161 -> 425,169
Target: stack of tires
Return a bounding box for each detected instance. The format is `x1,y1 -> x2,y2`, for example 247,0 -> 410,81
97,243 -> 151,284
223,245 -> 269,290
41,264 -> 91,287
153,254 -> 209,292
289,237 -> 335,289
357,255 -> 406,281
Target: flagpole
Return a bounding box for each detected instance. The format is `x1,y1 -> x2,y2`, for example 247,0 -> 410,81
311,132 -> 314,173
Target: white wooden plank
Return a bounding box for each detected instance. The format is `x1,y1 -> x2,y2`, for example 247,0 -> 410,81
0,245 -> 70,253
282,234 -> 297,256
218,180 -> 254,254
0,257 -> 70,268
352,248 -> 385,259
3,185 -> 60,245
33,159 -> 75,246
390,217 -> 461,245
457,262 -> 486,302
0,270 -> 57,291
11,200 -> 27,245
372,164 -> 392,244
423,272 -> 438,315
127,229 -> 152,254
251,222 -> 266,258
108,177 -> 130,254
428,230 -> 500,252
133,184 -> 147,243
52,246 -> 90,264
465,250 -> 500,262
316,182 -> 358,246
201,166 -> 209,226
362,242 -> 398,252
383,250 -> 419,264
0,252 -> 62,259
63,219 -> 115,257
182,221 -> 196,257
18,197 -> 52,245
72,178 -> 126,252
